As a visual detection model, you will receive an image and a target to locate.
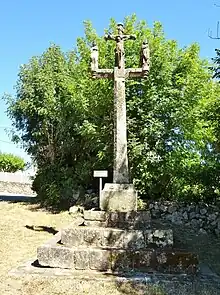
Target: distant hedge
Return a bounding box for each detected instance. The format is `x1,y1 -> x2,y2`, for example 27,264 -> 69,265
0,152 -> 25,172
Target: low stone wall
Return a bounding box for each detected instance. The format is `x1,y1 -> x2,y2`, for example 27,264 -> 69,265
0,171 -> 33,184
0,181 -> 34,196
148,201 -> 220,235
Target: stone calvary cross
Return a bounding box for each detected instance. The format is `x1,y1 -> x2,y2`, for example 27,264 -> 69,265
91,23 -> 150,211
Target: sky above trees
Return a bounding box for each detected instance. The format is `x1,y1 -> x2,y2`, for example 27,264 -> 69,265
0,0 -> 219,161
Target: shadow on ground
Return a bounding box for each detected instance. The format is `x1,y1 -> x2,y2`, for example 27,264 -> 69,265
25,225 -> 58,235
0,195 -> 37,203
0,194 -> 66,214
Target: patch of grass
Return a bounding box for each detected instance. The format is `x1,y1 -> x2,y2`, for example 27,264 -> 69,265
0,201 -> 220,294
0,201 -> 166,295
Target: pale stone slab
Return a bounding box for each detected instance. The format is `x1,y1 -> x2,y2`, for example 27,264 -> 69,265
90,249 -> 111,271
61,227 -> 84,247
83,228 -> 103,247
100,183 -> 137,211
102,229 -> 125,248
75,250 -> 90,270
122,231 -> 145,249
37,245 -> 74,268
113,74 -> 129,184
84,210 -> 107,221
36,234 -> 198,273
61,227 -> 173,249
84,210 -> 151,222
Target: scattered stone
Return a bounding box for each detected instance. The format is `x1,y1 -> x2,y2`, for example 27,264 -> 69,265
151,209 -> 160,218
187,205 -> 195,212
208,213 -> 217,221
189,212 -> 196,219
168,205 -> 177,214
200,208 -> 207,215
182,211 -> 188,220
69,206 -> 83,214
198,219 -> 204,227
165,214 -> 172,222
171,212 -> 182,225
191,219 -> 199,228
214,229 -> 220,237
211,220 -> 217,227
160,204 -> 167,212
199,228 -> 207,234
143,201 -> 220,235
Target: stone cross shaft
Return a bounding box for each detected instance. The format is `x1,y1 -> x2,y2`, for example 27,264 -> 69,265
91,23 -> 150,184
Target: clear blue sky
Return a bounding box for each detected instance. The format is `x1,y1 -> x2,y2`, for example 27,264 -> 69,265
0,0 -> 219,162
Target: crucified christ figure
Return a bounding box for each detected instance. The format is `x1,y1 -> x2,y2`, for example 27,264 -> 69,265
105,23 -> 136,69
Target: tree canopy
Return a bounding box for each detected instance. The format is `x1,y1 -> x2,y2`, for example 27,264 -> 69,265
3,15 -> 220,208
0,152 -> 25,172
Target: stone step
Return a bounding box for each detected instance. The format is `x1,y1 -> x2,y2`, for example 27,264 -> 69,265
61,226 -> 173,249
37,245 -> 198,274
83,210 -> 151,229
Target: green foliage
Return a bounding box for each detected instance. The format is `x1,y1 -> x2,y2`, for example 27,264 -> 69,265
32,164 -> 79,209
0,152 -> 25,172
209,48 -> 220,154
3,15 -> 220,207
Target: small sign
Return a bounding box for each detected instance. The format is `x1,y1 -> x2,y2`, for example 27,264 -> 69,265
93,170 -> 108,178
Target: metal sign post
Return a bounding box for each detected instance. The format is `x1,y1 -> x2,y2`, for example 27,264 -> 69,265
93,170 -> 108,200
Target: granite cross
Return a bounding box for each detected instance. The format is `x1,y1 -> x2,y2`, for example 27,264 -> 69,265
91,23 -> 150,184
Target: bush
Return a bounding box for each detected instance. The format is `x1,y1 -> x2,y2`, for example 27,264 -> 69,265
0,152 -> 25,172
32,163 -> 83,210
5,15 -> 220,207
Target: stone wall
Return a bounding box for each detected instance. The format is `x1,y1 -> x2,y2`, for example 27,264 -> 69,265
148,201 -> 220,236
0,171 -> 33,184
0,181 -> 34,196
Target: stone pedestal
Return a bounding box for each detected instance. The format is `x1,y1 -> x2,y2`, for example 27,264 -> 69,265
37,219 -> 198,274
100,183 -> 137,212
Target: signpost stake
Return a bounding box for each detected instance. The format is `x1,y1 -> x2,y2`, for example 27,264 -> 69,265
93,170 -> 108,202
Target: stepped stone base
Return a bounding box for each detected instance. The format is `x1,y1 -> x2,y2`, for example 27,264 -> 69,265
36,211 -> 199,275
84,210 -> 151,229
38,244 -> 198,274
100,183 -> 137,211
61,227 -> 173,249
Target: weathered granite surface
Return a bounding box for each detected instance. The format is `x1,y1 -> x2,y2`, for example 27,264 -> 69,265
37,245 -> 75,268
61,227 -> 173,249
148,201 -> 220,236
100,183 -> 137,211
38,243 -> 198,274
93,23 -> 149,185
83,210 -> 151,229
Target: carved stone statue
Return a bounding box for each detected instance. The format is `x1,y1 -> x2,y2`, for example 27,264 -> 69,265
115,35 -> 124,69
141,40 -> 150,74
91,41 -> 98,72
105,23 -> 136,69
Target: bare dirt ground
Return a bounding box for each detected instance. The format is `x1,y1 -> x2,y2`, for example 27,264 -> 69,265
0,200 -> 220,295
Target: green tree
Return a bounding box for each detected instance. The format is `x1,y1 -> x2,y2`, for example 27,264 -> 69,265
3,15 -> 220,207
0,152 -> 25,172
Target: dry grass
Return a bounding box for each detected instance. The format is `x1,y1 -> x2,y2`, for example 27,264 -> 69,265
0,200 -> 165,295
0,200 -> 220,295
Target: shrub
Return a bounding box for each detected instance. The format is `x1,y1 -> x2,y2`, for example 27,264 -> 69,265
0,152 -> 25,172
